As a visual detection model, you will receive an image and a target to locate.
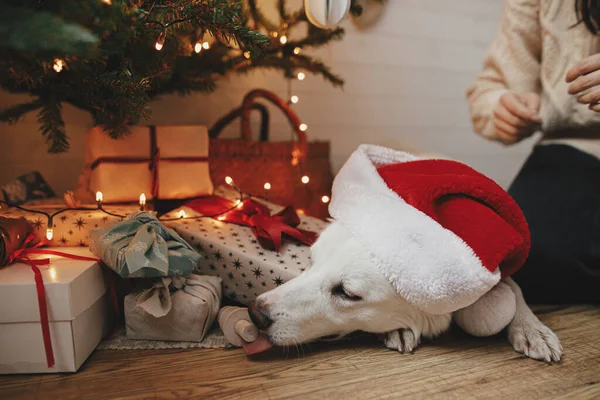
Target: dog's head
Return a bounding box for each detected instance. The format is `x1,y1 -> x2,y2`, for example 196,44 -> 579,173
250,221 -> 438,346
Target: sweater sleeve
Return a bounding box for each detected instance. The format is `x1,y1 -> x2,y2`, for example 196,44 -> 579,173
466,0 -> 543,140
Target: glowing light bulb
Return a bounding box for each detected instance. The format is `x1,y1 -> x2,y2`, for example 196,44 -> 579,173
271,31 -> 279,38
155,31 -> 166,51
293,47 -> 301,55
49,267 -> 57,280
217,216 -> 226,221
202,41 -> 210,50
178,210 -> 186,218
299,123 -> 307,131
290,95 -> 299,104
139,193 -> 146,210
264,182 -> 271,190
102,0 -> 112,4
235,199 -> 242,205
297,72 -> 306,81
96,191 -> 103,202
225,176 -> 233,185
46,228 -> 54,241
301,175 -> 310,184
53,59 -> 64,73
321,195 -> 330,204
280,35 -> 287,44
194,42 -> 202,53
296,208 -> 305,215
244,51 -> 251,59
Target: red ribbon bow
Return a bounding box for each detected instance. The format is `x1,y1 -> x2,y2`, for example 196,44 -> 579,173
8,235 -> 100,369
185,196 -> 317,252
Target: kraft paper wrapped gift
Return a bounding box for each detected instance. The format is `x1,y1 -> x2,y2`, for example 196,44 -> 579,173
162,186 -> 328,305
0,248 -> 113,374
0,203 -> 142,247
125,275 -> 222,341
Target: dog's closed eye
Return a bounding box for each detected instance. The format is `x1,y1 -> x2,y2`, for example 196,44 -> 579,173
332,283 -> 362,301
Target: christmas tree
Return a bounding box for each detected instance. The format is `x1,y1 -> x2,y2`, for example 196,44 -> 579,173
0,0 -> 368,153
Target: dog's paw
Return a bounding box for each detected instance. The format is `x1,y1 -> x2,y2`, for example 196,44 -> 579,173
507,319 -> 562,362
382,329 -> 420,354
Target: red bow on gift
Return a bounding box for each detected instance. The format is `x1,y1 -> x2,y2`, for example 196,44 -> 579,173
184,196 -> 317,252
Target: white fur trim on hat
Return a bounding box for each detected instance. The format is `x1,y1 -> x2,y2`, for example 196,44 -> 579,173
329,144 -> 500,315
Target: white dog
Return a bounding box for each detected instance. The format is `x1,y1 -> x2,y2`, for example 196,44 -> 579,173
250,221 -> 562,362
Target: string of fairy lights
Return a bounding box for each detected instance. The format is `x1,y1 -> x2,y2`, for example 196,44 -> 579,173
0,176 -> 330,242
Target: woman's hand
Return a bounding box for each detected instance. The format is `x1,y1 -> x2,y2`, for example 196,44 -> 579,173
492,92 -> 542,145
566,54 -> 600,112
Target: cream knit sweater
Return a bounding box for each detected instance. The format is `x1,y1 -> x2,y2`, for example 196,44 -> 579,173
467,0 -> 600,158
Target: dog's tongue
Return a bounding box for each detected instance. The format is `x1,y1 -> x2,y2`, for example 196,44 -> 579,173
242,334 -> 273,355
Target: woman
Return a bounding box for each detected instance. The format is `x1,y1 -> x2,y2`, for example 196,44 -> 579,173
467,0 -> 600,303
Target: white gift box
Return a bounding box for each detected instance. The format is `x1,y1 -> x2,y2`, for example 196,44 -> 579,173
0,248 -> 113,374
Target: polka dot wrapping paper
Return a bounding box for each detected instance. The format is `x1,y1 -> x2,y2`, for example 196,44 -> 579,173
162,186 -> 329,305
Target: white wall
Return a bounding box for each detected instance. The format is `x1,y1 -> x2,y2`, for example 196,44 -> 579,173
0,0 -> 536,195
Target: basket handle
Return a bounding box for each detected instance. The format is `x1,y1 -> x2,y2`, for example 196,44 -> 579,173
240,89 -> 308,161
209,102 -> 270,141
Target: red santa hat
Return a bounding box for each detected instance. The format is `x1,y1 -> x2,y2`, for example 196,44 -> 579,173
329,145 -> 530,315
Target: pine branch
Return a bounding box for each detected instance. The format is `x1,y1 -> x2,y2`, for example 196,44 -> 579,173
0,5 -> 99,57
0,100 -> 43,123
37,99 -> 69,153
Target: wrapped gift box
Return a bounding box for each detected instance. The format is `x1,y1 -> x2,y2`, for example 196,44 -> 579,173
0,248 -> 113,374
0,203 -> 143,247
162,186 -> 328,305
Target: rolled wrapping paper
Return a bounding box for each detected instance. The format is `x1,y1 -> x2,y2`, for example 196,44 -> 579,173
0,216 -> 34,266
89,211 -> 201,278
125,274 -> 222,342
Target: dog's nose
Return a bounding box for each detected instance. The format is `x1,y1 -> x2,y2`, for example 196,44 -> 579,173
249,299 -> 273,330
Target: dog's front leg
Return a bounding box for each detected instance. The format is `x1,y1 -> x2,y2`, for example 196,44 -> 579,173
505,278 -> 562,362
381,328 -> 421,354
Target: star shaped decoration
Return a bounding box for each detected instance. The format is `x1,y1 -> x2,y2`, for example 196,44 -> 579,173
278,260 -> 285,265
78,240 -> 87,247
252,267 -> 263,278
262,282 -> 267,287
59,236 -> 68,245
195,243 -> 204,252
246,281 -> 254,289
300,267 -> 306,272
233,259 -> 243,270
290,253 -> 298,259
259,252 -> 265,256
60,215 -> 68,223
273,277 -> 284,286
238,244 -> 245,249
227,272 -> 234,280
73,218 -> 86,230
232,233 -> 239,237
242,294 -> 247,299
222,264 -> 227,269
241,273 -> 247,278
209,264 -> 217,271
251,240 -> 258,244
229,292 -> 237,300
270,269 -> 274,274
213,250 -> 223,261
249,261 -> 253,265
68,230 -> 74,236
32,218 -> 44,230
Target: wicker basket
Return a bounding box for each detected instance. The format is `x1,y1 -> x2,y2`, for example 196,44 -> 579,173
209,89 -> 333,219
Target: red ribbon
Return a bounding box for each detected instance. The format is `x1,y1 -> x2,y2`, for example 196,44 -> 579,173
185,196 -> 317,252
8,235 -> 100,369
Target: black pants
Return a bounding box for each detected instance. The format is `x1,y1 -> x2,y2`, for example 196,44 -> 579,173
509,144 -> 600,304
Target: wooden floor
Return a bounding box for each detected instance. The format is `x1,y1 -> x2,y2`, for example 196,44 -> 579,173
1,305 -> 599,400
